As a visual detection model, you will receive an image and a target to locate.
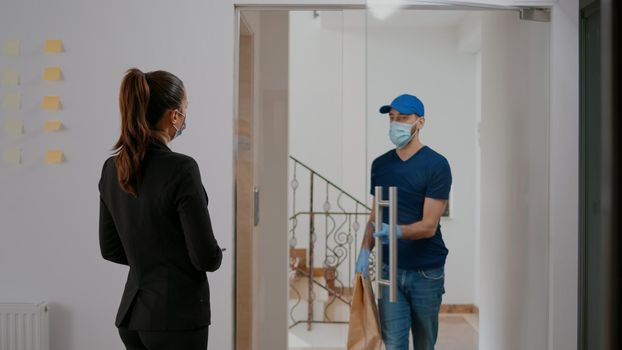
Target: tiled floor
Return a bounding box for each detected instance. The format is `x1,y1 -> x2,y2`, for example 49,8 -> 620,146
288,312 -> 479,350
435,314 -> 479,350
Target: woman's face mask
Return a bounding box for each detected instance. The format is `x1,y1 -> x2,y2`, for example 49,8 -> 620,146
173,120 -> 186,139
172,110 -> 187,140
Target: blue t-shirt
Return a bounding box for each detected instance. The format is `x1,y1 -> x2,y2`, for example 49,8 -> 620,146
370,146 -> 452,270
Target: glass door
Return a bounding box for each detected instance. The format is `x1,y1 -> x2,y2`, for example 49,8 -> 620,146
235,4 -> 551,350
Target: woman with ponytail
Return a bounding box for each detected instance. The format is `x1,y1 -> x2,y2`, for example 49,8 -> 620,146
98,68 -> 222,350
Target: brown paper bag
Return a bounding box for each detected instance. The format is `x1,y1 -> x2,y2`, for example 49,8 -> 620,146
347,273 -> 382,350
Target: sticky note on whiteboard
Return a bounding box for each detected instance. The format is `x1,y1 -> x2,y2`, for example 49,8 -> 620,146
44,39 -> 63,53
4,120 -> 24,136
43,67 -> 62,81
44,120 -> 63,132
45,150 -> 64,164
2,148 -> 21,165
2,93 -> 21,110
3,40 -> 20,56
41,96 -> 61,110
2,70 -> 20,86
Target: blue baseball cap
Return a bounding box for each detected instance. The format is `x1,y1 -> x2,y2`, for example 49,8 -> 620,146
379,94 -> 425,117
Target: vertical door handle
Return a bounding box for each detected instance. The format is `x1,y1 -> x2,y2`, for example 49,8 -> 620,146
374,186 -> 398,303
254,187 -> 260,227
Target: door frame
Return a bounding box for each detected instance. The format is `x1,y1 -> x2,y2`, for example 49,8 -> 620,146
234,13 -> 256,350
233,8 -> 290,350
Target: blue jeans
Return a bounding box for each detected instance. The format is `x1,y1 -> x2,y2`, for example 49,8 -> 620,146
378,264 -> 445,350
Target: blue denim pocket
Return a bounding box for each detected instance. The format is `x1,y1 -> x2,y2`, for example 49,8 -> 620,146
419,267 -> 445,280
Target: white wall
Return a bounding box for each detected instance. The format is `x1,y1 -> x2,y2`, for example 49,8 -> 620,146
289,11 -> 345,184
289,10 -> 368,202
0,1 -> 234,349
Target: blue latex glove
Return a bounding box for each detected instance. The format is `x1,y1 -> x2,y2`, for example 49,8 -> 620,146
373,223 -> 403,244
355,248 -> 370,278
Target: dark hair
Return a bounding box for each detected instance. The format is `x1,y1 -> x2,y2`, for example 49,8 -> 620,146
113,68 -> 185,197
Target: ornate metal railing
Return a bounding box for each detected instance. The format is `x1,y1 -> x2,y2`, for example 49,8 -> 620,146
288,156 -> 375,331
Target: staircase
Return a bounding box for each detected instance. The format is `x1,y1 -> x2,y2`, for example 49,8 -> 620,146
288,247 -> 353,350
287,156 -> 372,349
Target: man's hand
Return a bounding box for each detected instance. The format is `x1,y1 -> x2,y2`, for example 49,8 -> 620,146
373,223 -> 403,244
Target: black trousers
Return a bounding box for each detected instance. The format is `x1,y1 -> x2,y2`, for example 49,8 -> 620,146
118,327 -> 209,350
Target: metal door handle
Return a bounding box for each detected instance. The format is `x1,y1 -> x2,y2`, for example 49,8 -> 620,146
374,186 -> 398,303
254,187 -> 260,227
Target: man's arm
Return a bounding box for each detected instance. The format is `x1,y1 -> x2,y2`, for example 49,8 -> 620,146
400,197 -> 447,240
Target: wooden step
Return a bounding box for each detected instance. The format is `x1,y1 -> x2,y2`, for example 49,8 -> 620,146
290,249 -> 335,280
332,286 -> 354,299
290,248 -> 308,270
289,248 -> 353,300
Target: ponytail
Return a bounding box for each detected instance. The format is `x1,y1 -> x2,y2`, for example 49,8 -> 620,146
112,68 -> 186,197
113,68 -> 151,197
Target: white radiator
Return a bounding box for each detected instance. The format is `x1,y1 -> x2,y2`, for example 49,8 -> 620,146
0,303 -> 49,350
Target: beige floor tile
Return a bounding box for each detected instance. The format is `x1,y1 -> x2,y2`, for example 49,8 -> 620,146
434,314 -> 478,350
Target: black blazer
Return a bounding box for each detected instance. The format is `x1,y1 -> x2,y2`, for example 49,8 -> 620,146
98,140 -> 222,331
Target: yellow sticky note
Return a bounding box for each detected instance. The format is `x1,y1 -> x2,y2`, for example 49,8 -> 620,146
44,39 -> 64,53
41,96 -> 61,110
2,148 -> 21,165
4,120 -> 24,136
2,70 -> 20,85
3,40 -> 20,56
44,120 -> 63,132
45,150 -> 64,164
3,93 -> 21,110
43,67 -> 62,81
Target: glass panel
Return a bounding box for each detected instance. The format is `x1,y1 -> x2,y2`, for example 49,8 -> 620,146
288,10 -> 371,348
238,10 -> 291,350
365,4 -> 549,349
366,9 -> 482,349
238,5 -> 550,350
